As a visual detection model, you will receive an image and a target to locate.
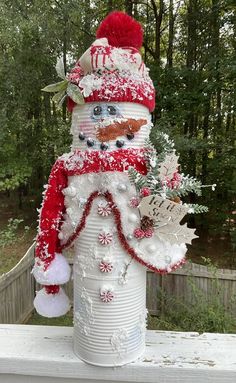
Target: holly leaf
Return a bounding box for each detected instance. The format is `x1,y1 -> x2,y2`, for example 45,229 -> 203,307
42,80 -> 68,93
66,83 -> 84,104
56,57 -> 66,79
158,152 -> 179,180
156,223 -> 198,245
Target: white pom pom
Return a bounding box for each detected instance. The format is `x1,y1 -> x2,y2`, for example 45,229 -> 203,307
32,253 -> 71,285
34,287 -> 70,318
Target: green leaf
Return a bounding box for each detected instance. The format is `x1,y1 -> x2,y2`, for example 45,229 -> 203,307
56,57 -> 66,79
66,83 -> 84,104
42,80 -> 68,93
52,90 -> 66,104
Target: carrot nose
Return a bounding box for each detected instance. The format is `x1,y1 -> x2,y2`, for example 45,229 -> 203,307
96,118 -> 147,142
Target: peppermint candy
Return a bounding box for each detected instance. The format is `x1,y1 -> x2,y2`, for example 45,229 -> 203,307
129,196 -> 140,208
97,203 -> 112,217
98,231 -> 113,245
99,261 -> 113,273
100,289 -> 114,303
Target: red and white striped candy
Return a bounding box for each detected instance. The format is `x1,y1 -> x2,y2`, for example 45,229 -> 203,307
98,232 -> 113,245
99,261 -> 113,273
97,203 -> 112,217
100,290 -> 114,303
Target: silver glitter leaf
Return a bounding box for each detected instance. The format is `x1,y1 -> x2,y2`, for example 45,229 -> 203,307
66,83 -> 85,104
42,80 -> 68,93
56,57 -> 66,79
52,90 -> 66,104
156,223 -> 198,245
158,152 -> 179,180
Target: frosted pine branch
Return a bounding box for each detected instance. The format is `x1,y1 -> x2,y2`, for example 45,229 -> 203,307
128,167 -> 147,191
184,204 -> 209,214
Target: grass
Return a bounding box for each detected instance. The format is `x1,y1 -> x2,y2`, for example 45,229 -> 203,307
0,193 -> 37,275
27,310 -> 73,326
0,225 -> 36,275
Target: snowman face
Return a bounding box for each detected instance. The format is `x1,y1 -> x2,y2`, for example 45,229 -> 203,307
71,102 -> 152,151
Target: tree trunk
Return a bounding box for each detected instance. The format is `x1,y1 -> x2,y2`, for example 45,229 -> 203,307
125,0 -> 133,16
211,0 -> 222,140
201,101 -> 210,184
150,0 -> 164,66
107,0 -> 113,13
62,12 -> 68,122
167,0 -> 174,67
184,0 -> 198,177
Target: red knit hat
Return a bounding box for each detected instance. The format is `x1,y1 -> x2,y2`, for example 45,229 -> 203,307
67,11 -> 155,112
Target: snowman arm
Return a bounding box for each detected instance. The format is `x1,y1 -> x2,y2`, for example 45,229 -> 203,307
33,158 -> 71,286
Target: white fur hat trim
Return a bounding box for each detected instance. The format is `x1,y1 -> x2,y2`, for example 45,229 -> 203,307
32,253 -> 71,285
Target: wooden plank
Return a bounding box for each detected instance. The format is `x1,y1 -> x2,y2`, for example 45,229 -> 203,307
0,243 -> 35,324
0,243 -> 35,291
0,325 -> 236,383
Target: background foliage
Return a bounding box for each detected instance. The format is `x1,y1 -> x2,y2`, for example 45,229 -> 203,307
0,0 -> 235,263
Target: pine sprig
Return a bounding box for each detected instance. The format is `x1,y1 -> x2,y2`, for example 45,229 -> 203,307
128,167 -> 147,191
177,175 -> 202,196
183,204 -> 209,214
164,179 -> 202,200
154,131 -> 175,154
129,132 -> 210,217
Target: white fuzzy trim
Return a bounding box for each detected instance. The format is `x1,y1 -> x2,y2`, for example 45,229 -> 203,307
136,236 -> 187,272
34,287 -> 70,318
32,253 -> 71,285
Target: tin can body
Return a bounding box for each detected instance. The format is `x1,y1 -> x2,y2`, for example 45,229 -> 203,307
72,194 -> 147,366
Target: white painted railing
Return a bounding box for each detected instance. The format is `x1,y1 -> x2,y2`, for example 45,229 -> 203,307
0,325 -> 235,383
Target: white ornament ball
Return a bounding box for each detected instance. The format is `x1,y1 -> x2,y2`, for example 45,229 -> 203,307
147,244 -> 156,253
118,183 -> 127,192
128,213 -> 139,223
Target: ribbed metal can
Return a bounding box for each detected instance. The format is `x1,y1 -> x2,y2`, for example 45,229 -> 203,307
66,102 -> 151,366
73,195 -> 147,366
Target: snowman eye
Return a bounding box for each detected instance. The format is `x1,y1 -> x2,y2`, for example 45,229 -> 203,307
107,105 -> 117,116
93,105 -> 102,116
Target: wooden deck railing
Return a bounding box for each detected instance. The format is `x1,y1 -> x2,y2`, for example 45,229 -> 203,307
0,243 -> 35,324
0,325 -> 236,382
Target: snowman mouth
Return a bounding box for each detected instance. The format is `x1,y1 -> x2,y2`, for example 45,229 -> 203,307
95,118 -> 147,142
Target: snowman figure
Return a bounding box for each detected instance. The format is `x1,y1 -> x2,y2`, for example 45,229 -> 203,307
33,12 -> 187,366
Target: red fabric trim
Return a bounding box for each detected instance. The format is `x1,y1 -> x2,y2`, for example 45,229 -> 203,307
35,159 -> 68,267
65,148 -> 147,176
59,190 -> 186,274
35,148 -> 147,274
45,285 -> 60,295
